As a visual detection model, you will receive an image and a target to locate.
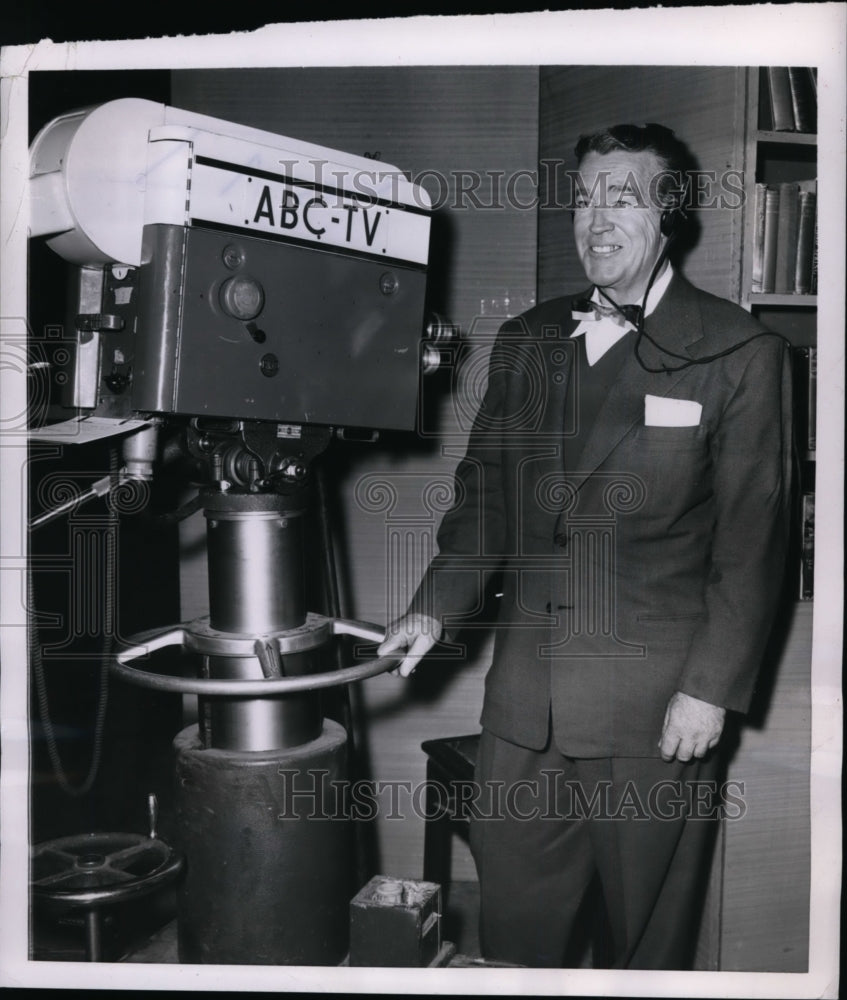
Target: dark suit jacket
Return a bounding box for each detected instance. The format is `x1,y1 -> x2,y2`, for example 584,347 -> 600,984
412,274 -> 793,757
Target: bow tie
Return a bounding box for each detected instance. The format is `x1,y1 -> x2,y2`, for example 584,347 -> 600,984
572,298 -> 643,329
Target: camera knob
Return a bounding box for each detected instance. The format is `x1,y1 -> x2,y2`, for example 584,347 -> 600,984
219,276 -> 265,321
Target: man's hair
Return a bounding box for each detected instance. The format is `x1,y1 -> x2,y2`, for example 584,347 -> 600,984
574,123 -> 691,210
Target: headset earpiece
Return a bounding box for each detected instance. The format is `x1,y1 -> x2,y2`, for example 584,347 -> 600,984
659,182 -> 689,239
660,205 -> 688,239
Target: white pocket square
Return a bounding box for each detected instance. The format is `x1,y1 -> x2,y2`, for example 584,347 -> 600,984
644,394 -> 702,427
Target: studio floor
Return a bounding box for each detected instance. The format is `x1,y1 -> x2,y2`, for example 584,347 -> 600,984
31,880 -> 483,967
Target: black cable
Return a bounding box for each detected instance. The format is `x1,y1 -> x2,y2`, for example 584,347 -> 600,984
591,236 -> 788,373
145,491 -> 205,527
315,458 -> 374,889
634,325 -> 787,374
591,245 -> 801,559
30,446 -> 117,797
315,459 -> 356,742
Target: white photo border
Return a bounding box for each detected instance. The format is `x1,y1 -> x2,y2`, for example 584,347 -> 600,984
1,6 -> 843,996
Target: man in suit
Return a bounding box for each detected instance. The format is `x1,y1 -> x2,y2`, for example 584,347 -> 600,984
379,124 -> 793,969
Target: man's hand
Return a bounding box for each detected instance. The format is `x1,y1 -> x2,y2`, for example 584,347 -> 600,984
659,691 -> 726,763
377,613 -> 442,677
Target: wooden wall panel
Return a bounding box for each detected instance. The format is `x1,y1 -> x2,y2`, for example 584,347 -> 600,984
171,67 -> 540,880
719,601 -> 812,971
538,65 -> 747,303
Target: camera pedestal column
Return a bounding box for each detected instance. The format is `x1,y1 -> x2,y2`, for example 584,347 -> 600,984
174,489 -> 353,966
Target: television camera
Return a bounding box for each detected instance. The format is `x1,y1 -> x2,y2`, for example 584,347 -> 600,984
28,98 -> 448,965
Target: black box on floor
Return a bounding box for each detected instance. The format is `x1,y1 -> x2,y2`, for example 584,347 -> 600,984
349,876 -> 441,967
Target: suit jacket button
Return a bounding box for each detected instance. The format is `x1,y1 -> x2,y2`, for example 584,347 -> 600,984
545,601 -> 552,613
554,531 -> 568,547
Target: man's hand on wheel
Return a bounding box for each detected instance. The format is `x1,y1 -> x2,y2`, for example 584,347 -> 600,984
377,613 -> 442,677
659,691 -> 726,763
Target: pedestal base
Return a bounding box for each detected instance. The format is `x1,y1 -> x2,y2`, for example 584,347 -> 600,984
174,719 -> 353,965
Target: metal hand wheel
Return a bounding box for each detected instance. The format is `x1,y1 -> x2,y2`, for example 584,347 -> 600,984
110,614 -> 398,696
31,796 -> 183,961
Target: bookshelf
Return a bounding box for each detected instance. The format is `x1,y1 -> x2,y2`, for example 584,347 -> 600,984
715,65 -> 817,973
741,66 -> 817,601
742,69 -> 817,311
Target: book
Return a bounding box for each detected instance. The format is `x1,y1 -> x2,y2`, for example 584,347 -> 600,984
751,183 -> 767,293
758,68 -> 773,130
799,492 -> 814,600
807,347 -> 817,452
793,346 -> 817,454
774,183 -> 800,294
761,66 -> 817,134
810,213 -> 818,295
794,180 -> 817,294
760,186 -> 780,293
767,67 -> 796,131
788,67 -> 817,134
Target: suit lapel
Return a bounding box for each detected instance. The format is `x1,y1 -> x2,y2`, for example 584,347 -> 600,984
520,301 -> 579,540
567,275 -> 706,494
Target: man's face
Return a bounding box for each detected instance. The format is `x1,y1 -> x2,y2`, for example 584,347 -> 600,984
573,149 -> 668,304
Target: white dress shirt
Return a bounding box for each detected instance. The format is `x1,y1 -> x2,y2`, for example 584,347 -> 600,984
571,264 -> 674,366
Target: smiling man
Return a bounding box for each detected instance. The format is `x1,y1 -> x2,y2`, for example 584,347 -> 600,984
380,124 -> 793,969
575,146 -> 669,299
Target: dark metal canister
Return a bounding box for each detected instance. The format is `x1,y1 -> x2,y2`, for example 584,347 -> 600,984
173,720 -> 353,965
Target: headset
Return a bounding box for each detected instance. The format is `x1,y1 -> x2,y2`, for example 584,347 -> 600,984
597,232 -> 787,375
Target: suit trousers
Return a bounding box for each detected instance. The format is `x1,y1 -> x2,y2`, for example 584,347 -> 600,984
469,726 -> 721,969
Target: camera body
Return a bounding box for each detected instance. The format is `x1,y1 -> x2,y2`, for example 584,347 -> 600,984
30,98 -> 432,433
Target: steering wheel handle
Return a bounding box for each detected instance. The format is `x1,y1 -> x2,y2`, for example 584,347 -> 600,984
110,615 -> 399,696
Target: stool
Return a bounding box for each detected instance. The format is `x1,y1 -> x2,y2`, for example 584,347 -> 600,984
420,734 -> 480,887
